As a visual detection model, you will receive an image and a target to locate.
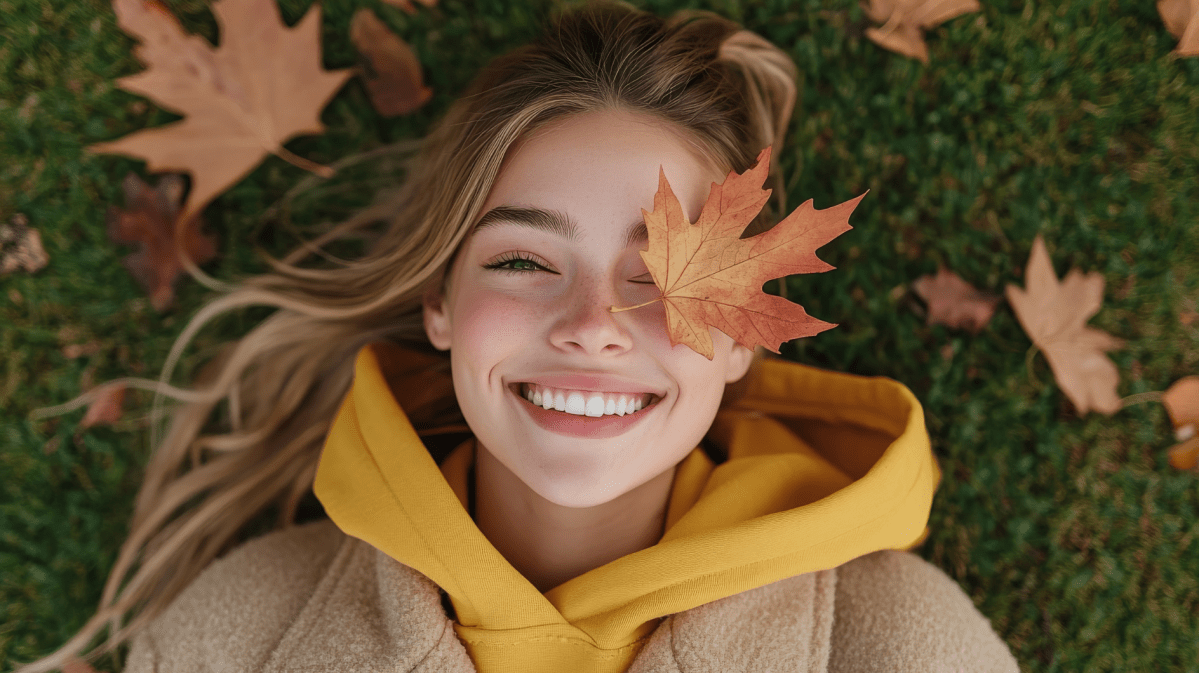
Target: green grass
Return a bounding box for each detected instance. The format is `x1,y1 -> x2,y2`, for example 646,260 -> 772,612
2,0 -> 1198,670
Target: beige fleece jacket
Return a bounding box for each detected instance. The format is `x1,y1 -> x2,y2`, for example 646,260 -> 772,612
124,518 -> 1020,672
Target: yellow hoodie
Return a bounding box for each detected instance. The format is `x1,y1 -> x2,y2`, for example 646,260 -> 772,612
312,341 -> 942,673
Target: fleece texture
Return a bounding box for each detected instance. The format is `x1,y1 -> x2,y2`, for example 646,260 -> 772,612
125,341 -> 1021,672
125,520 -> 1019,672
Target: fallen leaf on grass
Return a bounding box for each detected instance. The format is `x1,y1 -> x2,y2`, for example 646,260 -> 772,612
861,0 -> 981,64
106,172 -> 217,311
1005,235 -> 1124,415
381,0 -> 437,16
1158,0 -> 1199,57
0,213 -> 49,275
85,0 -> 355,223
612,146 -> 865,360
350,9 -> 433,117
81,383 -> 127,428
911,267 -> 1001,333
63,658 -> 105,673
1163,376 -> 1199,469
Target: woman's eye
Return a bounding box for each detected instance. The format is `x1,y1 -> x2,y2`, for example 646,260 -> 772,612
484,253 -> 657,285
484,253 -> 553,275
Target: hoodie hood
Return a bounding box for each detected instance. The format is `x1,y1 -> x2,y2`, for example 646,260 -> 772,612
314,341 -> 941,673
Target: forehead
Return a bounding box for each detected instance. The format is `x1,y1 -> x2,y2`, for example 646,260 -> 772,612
475,109 -> 723,238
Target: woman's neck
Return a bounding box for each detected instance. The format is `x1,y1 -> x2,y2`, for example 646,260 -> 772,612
473,440 -> 675,593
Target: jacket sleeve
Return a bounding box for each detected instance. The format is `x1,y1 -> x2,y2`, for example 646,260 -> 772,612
827,549 -> 1020,673
117,519 -> 347,673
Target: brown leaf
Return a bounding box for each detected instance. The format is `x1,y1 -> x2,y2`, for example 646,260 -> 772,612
0,213 -> 49,275
350,9 -> 433,117
1162,376 -> 1199,470
381,0 -> 437,15
106,172 -> 218,311
81,384 -> 127,428
911,267 -> 1001,333
1168,435 -> 1199,470
613,146 -> 864,360
1005,235 -> 1124,415
85,0 -> 355,222
63,658 -> 106,673
1158,0 -> 1199,56
861,0 -> 981,63
1163,376 -> 1199,428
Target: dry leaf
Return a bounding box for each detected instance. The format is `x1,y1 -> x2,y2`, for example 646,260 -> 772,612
615,146 -> 864,360
106,172 -> 218,311
81,383 -> 127,428
85,0 -> 355,222
861,0 -> 981,63
63,658 -> 105,673
0,213 -> 49,275
1005,235 -> 1124,415
381,0 -> 437,16
1158,0 -> 1199,56
911,266 -> 1001,333
350,9 -> 433,117
1163,376 -> 1199,469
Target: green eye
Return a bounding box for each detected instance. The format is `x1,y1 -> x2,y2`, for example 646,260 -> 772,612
484,252 -> 551,275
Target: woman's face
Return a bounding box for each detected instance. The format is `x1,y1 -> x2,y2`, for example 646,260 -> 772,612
423,108 -> 754,508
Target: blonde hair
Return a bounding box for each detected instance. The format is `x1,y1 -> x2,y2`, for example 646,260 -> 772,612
19,2 -> 796,671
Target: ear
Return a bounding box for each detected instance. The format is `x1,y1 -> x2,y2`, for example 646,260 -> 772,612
724,342 -> 755,384
422,287 -> 452,351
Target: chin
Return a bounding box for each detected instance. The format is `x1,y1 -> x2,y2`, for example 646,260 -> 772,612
523,471 -> 632,509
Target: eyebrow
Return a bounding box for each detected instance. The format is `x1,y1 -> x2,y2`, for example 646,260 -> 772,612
473,206 -> 648,248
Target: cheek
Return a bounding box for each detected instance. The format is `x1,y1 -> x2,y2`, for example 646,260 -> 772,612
452,287 -> 544,362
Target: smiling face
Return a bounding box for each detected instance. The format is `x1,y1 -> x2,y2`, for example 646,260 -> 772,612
423,108 -> 754,508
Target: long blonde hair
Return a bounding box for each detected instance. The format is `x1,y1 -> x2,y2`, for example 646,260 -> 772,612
19,2 -> 797,671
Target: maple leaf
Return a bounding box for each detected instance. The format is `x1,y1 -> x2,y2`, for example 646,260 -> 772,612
911,266 -> 1001,333
611,146 -> 865,361
0,213 -> 49,275
1163,376 -> 1199,470
1005,235 -> 1124,415
85,0 -> 355,224
861,0 -> 981,64
350,9 -> 433,117
1158,0 -> 1199,57
106,172 -> 217,311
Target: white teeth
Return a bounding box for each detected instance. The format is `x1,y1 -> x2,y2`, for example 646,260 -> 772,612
520,383 -> 654,417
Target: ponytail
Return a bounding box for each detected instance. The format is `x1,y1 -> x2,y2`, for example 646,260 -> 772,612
716,29 -> 800,237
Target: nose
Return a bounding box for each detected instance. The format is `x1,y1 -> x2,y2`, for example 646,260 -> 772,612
548,277 -> 634,356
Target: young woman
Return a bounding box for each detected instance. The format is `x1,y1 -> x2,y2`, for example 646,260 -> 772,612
23,2 -> 1020,671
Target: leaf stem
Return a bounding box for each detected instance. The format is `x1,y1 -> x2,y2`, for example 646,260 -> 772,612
1118,391 -> 1163,409
1025,344 -> 1040,388
274,144 -> 335,178
610,298 -> 661,313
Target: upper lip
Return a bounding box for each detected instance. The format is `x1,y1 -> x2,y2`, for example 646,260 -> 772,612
510,373 -> 665,397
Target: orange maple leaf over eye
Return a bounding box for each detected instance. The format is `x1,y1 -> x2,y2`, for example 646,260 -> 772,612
611,146 -> 866,361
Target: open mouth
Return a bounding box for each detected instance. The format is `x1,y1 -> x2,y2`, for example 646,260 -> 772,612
508,382 -> 663,439
508,382 -> 661,417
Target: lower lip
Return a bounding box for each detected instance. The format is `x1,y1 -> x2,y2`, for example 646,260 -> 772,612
511,386 -> 661,439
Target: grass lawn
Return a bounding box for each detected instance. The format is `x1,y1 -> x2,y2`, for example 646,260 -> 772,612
2,0 -> 1198,670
